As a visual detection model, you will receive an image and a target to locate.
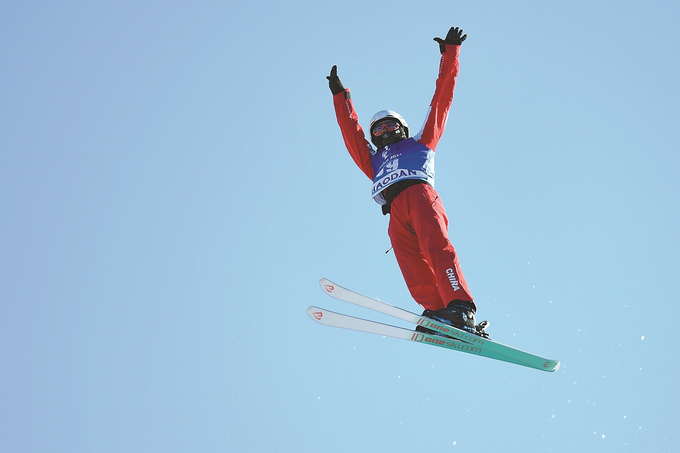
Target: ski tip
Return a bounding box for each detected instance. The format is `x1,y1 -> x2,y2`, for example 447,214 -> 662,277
543,360 -> 560,372
307,306 -> 325,322
319,278 -> 336,294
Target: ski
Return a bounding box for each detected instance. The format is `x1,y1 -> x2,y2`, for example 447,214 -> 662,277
308,306 -> 554,370
309,278 -> 560,372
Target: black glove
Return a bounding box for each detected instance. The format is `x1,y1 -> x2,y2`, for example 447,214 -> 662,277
326,65 -> 345,95
433,27 -> 467,53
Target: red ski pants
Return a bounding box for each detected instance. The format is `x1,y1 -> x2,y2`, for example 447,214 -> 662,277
388,183 -> 473,311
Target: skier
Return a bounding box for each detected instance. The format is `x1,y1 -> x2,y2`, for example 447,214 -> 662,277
327,26 -> 488,337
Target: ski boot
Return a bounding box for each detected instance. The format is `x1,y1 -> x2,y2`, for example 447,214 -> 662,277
415,300 -> 490,339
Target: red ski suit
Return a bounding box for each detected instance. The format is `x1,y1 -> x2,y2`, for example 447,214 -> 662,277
332,44 -> 473,311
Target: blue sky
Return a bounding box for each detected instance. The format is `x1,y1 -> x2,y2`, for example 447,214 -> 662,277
1,0 -> 679,452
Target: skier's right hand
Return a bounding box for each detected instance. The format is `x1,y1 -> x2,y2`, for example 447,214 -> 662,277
327,65 -> 345,95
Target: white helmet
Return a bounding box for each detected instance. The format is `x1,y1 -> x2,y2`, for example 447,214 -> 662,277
369,110 -> 409,148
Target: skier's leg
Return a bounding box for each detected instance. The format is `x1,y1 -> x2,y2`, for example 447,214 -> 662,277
406,184 -> 474,304
388,193 -> 446,311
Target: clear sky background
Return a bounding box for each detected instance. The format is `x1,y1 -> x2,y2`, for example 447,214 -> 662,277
1,1 -> 679,452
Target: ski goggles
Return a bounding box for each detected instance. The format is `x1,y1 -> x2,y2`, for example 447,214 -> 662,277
371,120 -> 401,136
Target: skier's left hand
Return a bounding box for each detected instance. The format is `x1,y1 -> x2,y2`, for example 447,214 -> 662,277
434,27 -> 467,53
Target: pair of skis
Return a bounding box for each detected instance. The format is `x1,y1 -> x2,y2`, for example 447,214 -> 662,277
308,278 -> 560,372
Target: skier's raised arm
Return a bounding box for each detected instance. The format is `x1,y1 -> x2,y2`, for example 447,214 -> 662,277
414,27 -> 467,151
327,65 -> 374,180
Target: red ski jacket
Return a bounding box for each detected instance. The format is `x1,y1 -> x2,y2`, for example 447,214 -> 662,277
332,44 -> 462,205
